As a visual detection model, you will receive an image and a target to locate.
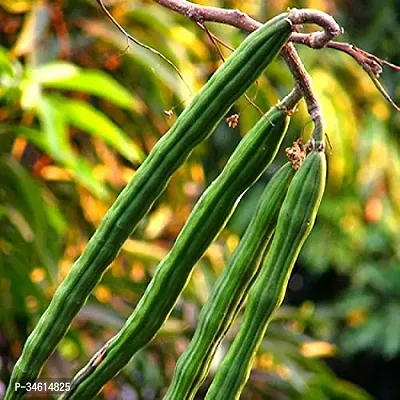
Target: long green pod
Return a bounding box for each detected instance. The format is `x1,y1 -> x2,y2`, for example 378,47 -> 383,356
63,100 -> 298,399
7,14 -> 292,399
164,162 -> 295,400
205,148 -> 327,400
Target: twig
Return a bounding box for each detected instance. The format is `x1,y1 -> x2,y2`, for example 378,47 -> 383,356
152,2 -> 329,142
291,35 -> 400,111
154,2 -> 342,44
287,8 -> 343,48
150,2 -> 336,146
281,43 -> 325,144
152,1 -> 333,138
279,85 -> 303,111
153,0 -> 399,111
327,41 -> 400,111
201,28 -> 235,52
291,32 -> 400,73
153,0 -> 260,32
98,0 -> 398,128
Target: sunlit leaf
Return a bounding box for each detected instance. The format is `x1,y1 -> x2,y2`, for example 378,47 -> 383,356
35,61 -> 142,111
122,239 -> 168,262
0,46 -> 22,100
33,96 -> 110,199
0,46 -> 14,76
0,0 -> 34,13
47,95 -> 145,163
0,156 -> 60,283
20,69 -> 41,109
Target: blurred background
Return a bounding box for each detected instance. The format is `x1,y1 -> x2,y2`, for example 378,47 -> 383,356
0,0 -> 399,399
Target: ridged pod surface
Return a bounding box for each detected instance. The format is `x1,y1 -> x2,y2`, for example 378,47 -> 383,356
64,104 -> 294,399
6,14 -> 292,400
164,162 -> 295,400
205,149 -> 327,400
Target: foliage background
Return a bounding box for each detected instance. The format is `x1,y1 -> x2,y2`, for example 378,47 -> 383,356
0,0 -> 399,399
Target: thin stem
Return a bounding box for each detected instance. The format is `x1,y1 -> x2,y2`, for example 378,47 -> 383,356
154,1 -> 343,43
287,8 -> 343,48
291,35 -> 400,111
278,85 -> 302,112
151,1 -> 341,145
326,41 -> 400,111
281,43 -> 325,144
152,1 -> 333,137
154,1 -> 399,111
153,0 -> 260,31
95,0 -> 192,96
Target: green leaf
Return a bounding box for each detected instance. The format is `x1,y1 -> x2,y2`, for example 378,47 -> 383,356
20,69 -> 41,110
0,157 -> 60,283
35,95 -> 72,156
0,45 -> 14,76
0,123 -> 17,154
0,125 -> 47,151
35,61 -> 142,110
48,95 -> 145,163
335,291 -> 378,315
382,303 -> 400,358
0,46 -> 22,101
33,96 -> 110,199
340,313 -> 384,355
